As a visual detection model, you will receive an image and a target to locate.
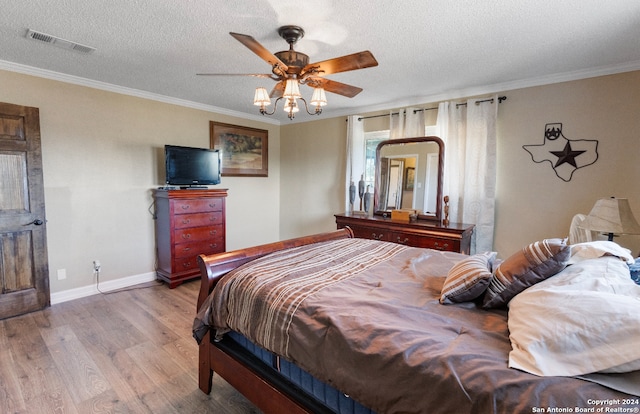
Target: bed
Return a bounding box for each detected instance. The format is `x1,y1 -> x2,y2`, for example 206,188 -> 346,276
193,227 -> 640,413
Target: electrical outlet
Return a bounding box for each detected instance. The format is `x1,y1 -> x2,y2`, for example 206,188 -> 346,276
57,269 -> 67,280
93,260 -> 101,272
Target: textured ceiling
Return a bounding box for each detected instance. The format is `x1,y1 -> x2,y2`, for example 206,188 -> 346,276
1,0 -> 640,124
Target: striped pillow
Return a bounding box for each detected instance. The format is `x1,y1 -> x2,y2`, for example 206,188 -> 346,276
482,238 -> 569,309
440,251 -> 497,304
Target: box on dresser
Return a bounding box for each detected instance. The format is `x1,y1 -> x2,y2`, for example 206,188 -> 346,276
154,189 -> 227,288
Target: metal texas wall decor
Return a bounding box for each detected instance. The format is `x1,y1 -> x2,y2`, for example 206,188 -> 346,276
523,123 -> 599,182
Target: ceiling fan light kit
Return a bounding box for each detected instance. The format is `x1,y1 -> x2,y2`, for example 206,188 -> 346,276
199,25 -> 378,120
310,87 -> 328,107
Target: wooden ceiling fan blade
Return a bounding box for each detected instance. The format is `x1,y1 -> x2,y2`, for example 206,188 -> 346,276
270,81 -> 285,98
302,51 -> 378,77
311,78 -> 363,98
196,73 -> 274,78
230,32 -> 289,72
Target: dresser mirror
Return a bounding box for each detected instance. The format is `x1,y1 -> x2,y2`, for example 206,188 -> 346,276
374,136 -> 444,221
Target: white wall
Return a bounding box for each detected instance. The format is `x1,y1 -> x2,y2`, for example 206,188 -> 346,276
0,69 -> 281,296
495,71 -> 640,257
279,117 -> 347,239
3,67 -> 639,301
281,71 -> 640,259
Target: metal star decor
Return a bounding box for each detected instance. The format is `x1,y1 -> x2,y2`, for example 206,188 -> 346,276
523,123 -> 598,182
550,141 -> 586,168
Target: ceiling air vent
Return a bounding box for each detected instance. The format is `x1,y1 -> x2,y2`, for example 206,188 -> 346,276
26,29 -> 96,54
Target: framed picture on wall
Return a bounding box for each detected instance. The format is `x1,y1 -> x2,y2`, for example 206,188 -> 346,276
210,121 -> 268,177
404,167 -> 415,191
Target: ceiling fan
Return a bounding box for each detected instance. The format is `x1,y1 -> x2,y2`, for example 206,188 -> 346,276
197,25 -> 378,119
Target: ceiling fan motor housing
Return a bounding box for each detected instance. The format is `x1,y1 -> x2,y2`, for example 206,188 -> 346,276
275,26 -> 310,77
275,50 -> 309,75
277,25 -> 305,45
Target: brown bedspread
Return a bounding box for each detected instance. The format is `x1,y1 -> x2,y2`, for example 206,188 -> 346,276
194,238 -> 637,414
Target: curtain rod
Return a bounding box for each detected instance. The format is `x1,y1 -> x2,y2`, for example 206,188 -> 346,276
357,96 -> 507,121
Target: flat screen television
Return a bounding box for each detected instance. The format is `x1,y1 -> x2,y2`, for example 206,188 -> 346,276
164,145 -> 221,187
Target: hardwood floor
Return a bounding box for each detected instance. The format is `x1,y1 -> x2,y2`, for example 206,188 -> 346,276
0,280 -> 261,414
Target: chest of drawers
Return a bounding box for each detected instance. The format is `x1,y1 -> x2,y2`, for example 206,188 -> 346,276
154,189 -> 227,288
335,213 -> 474,254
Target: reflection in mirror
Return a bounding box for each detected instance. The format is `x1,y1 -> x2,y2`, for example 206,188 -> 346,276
374,137 -> 444,221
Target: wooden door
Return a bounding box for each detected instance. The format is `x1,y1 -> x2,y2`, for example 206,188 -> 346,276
0,102 -> 49,319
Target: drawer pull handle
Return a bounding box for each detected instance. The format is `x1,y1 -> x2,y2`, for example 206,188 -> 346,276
182,262 -> 191,268
371,233 -> 384,240
182,234 -> 191,239
209,203 -> 216,208
209,216 -> 217,222
181,219 -> 191,224
210,243 -> 217,249
181,205 -> 190,210
396,237 -> 409,244
433,242 -> 449,250
209,230 -> 217,235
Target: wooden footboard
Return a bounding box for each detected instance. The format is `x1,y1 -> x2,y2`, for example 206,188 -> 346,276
195,227 -> 354,413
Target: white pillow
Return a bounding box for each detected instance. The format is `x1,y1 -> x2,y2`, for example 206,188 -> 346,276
569,240 -> 634,265
508,255 -> 640,376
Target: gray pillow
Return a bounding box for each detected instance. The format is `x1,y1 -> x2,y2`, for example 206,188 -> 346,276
482,238 -> 569,308
440,251 -> 496,304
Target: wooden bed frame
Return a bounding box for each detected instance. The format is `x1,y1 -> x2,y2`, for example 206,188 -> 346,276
196,227 -> 355,414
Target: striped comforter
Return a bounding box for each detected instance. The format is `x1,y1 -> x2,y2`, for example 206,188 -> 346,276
194,238 -> 636,414
208,238 -> 409,358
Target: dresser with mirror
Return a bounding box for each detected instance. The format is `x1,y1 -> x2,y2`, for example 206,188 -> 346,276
335,136 -> 474,254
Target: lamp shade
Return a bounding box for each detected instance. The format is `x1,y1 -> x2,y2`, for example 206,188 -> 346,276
283,98 -> 299,113
310,87 -> 327,107
580,198 -> 640,235
253,87 -> 271,106
283,79 -> 301,99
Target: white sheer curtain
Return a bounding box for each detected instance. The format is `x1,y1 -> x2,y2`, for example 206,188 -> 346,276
389,108 -> 425,139
405,108 -> 425,137
389,109 -> 404,139
436,95 -> 498,254
345,115 -> 365,212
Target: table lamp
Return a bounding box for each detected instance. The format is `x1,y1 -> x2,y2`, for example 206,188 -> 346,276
580,197 -> 640,241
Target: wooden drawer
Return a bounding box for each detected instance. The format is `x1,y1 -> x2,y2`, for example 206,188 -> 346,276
390,231 -> 458,251
335,213 -> 474,255
174,239 -> 224,259
172,240 -> 224,272
172,198 -> 223,214
172,256 -> 199,273
174,225 -> 223,243
349,225 -> 389,241
173,211 -> 223,229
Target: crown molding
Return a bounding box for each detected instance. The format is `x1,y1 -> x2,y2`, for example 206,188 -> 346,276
333,59 -> 640,119
3,58 -> 639,125
0,60 -> 281,126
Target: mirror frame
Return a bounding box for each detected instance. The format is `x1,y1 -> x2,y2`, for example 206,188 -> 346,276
373,136 -> 444,222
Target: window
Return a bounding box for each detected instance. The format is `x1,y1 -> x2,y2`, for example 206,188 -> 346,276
363,130 -> 389,191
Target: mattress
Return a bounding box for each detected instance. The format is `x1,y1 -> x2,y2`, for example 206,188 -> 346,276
227,330 -> 375,414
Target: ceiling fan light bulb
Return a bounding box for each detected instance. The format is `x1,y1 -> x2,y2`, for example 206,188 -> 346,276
283,79 -> 301,99
283,98 -> 299,113
253,87 -> 271,106
310,88 -> 327,106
